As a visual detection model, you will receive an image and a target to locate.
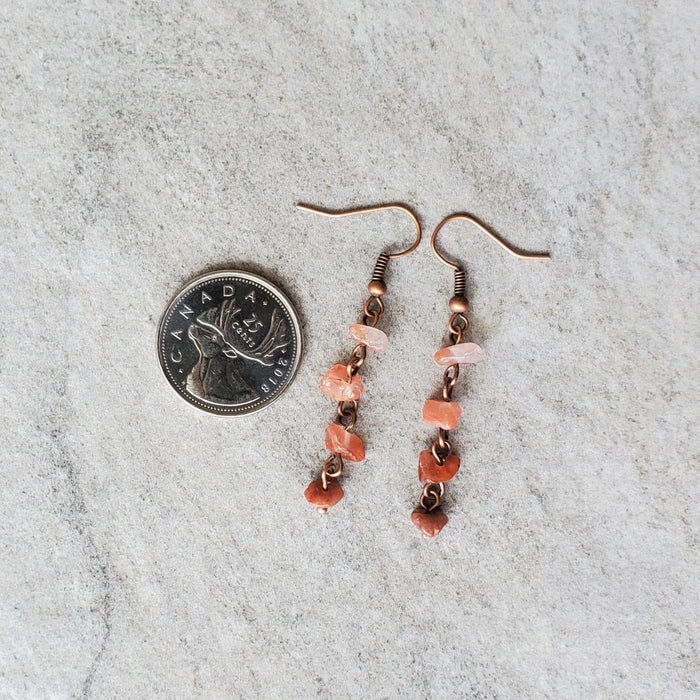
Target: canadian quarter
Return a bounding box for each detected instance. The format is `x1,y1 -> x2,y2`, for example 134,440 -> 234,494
157,270 -> 302,415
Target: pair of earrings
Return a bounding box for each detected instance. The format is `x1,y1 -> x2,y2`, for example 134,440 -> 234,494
300,203 -> 549,538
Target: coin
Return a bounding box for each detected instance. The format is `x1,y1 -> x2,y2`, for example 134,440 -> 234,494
157,270 -> 302,415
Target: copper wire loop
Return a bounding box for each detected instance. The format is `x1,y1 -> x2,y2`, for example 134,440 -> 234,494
322,454 -> 344,486
442,364 -> 460,401
336,400 -> 358,431
363,295 -> 385,327
448,312 -> 469,344
420,482 -> 445,511
431,436 -> 452,465
345,344 -> 367,379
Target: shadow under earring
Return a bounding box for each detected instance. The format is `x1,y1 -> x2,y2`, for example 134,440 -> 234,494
411,214 -> 550,538
297,203 -> 422,514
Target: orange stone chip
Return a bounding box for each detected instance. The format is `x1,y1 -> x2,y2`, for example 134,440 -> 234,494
325,423 -> 365,462
422,399 -> 461,430
349,324 -> 388,352
304,479 -> 344,510
411,508 -> 449,538
320,364 -> 364,401
418,450 -> 460,484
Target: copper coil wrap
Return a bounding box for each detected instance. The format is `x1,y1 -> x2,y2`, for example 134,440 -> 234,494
367,252 -> 390,297
371,252 -> 390,285
454,268 -> 466,298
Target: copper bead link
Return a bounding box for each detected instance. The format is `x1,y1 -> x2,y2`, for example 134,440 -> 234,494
368,279 -> 387,297
449,295 -> 469,313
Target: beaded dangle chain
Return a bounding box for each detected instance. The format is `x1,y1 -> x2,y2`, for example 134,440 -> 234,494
411,214 -> 550,538
306,279 -> 387,512
297,203 -> 422,514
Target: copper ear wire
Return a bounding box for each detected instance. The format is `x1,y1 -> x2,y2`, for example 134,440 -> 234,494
296,203 -> 422,258
297,202 -> 422,298
430,213 -> 551,268
430,213 -> 550,318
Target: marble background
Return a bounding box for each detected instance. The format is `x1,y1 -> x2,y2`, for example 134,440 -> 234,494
1,1 -> 698,698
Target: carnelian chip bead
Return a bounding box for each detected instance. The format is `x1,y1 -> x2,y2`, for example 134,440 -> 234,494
304,479 -> 344,512
411,508 -> 449,538
324,424 -> 365,462
422,399 -> 461,430
348,324 -> 388,352
434,342 -> 483,367
319,364 -> 364,401
418,450 -> 460,484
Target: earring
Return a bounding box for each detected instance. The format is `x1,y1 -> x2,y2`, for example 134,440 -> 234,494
411,214 -> 550,538
297,203 -> 422,514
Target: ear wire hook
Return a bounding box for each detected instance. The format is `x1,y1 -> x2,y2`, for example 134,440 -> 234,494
296,203 -> 422,258
431,213 -> 549,313
431,213 -> 550,269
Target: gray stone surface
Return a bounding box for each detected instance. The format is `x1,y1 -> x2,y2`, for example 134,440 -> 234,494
1,1 -> 698,698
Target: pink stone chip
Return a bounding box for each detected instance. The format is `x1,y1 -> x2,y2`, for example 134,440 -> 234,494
422,400 -> 461,430
325,423 -> 365,462
320,364 -> 364,401
349,324 -> 388,352
434,342 -> 483,367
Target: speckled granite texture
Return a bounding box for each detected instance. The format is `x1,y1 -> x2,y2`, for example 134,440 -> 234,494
1,1 -> 698,698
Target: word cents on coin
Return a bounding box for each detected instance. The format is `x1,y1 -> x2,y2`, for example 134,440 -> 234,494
157,270 -> 302,415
